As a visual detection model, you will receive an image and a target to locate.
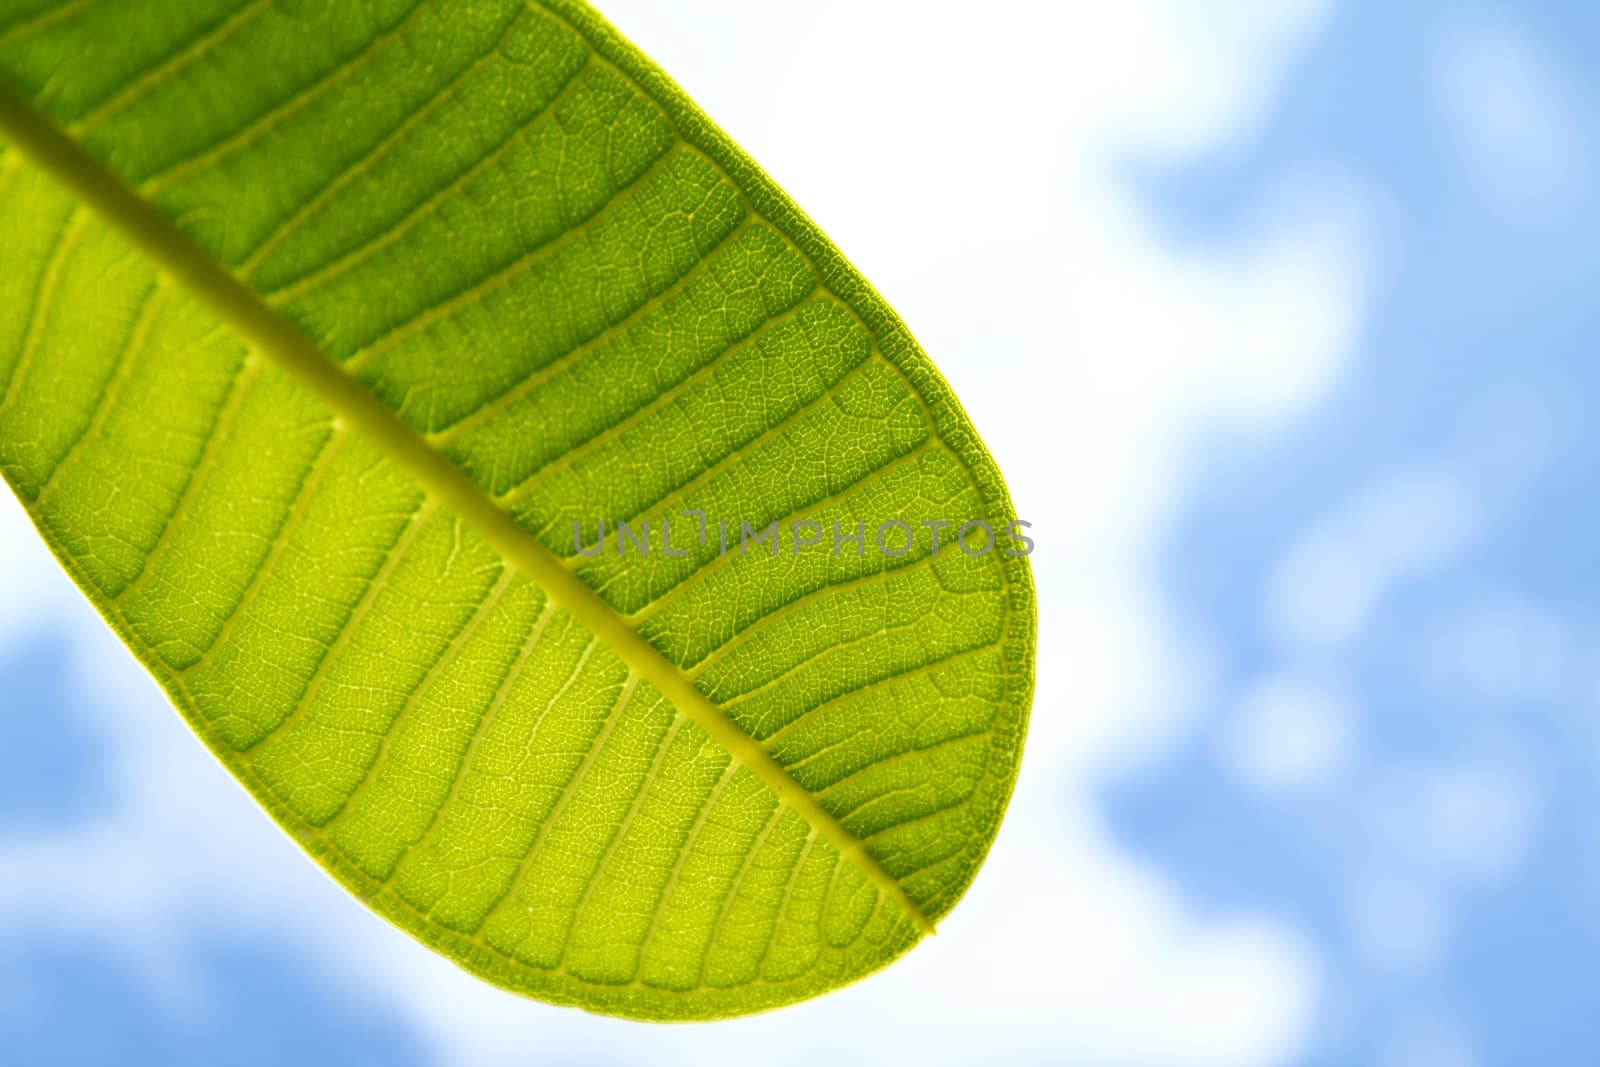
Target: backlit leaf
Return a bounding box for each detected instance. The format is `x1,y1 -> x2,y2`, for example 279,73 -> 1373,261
0,0 -> 1035,1018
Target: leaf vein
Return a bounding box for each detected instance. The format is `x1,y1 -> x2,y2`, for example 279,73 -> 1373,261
384,591 -> 559,882
697,799 -> 786,988
474,663 -> 638,941
817,727 -> 995,805
431,214 -> 768,450
626,433 -> 935,625
239,496 -> 436,755
72,0 -> 276,133
137,0 -> 433,196
339,140 -> 690,374
258,51 -> 598,303
631,753 -> 736,985
0,0 -> 88,51
753,829 -> 817,979
684,549 -> 940,679
31,280 -> 166,506
324,558 -> 516,827
236,6 -> 538,280
177,424 -> 345,673
489,277 -> 819,504
0,206 -> 82,415
762,641 -> 1003,751
111,334 -> 253,606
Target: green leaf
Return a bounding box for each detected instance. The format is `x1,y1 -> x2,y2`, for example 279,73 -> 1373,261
0,0 -> 1034,1019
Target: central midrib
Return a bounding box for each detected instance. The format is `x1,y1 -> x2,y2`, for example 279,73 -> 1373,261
0,80 -> 937,937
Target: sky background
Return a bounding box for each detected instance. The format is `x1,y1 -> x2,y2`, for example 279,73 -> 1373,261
2,1 -> 1598,1064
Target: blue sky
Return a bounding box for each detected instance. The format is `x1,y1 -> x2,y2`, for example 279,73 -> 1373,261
2,2 -> 1596,1065
1115,3 -> 1600,1063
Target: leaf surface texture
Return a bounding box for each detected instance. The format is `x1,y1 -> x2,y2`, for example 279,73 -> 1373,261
0,0 -> 1035,1018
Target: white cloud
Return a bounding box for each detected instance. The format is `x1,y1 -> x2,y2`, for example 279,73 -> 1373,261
1431,18 -> 1584,212
1268,468 -> 1484,650
1344,871 -> 1453,975
0,485 -> 61,649
1367,763 -> 1539,885
1377,1018 -> 1478,1067
1331,759 -> 1538,981
1426,594 -> 1574,707
1221,675 -> 1356,792
0,1 -> 1380,1063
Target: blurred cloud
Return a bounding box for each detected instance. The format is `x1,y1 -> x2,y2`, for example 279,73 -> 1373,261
1331,759 -> 1539,984
1344,871 -> 1453,975
1426,594 -> 1575,708
1220,675 -> 1356,792
1377,1020 -> 1478,1067
1431,18 -> 1585,213
0,488 -> 58,649
1268,468 -> 1484,650
1367,763 -> 1539,886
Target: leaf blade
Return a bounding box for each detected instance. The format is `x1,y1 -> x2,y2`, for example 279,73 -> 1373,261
0,0 -> 1035,1019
